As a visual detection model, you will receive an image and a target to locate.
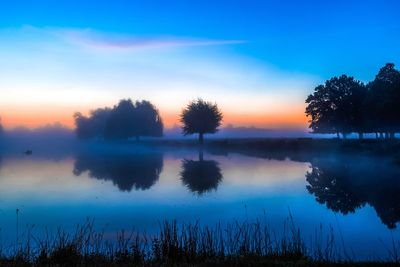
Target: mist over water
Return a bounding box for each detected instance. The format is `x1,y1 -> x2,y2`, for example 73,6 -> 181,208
0,139 -> 399,260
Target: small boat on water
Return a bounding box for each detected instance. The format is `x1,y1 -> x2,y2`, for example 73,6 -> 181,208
24,150 -> 32,155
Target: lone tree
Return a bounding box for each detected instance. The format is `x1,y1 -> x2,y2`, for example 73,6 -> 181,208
180,99 -> 222,144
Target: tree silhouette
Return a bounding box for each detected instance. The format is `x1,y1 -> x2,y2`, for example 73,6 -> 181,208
180,99 -> 222,144
305,63 -> 400,139
134,100 -> 163,139
306,157 -> 400,229
74,108 -> 112,139
180,151 -> 223,195
367,63 -> 400,139
305,75 -> 366,138
104,99 -> 138,140
73,152 -> 163,191
75,99 -> 163,140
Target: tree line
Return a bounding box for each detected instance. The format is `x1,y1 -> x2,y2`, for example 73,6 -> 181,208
74,98 -> 222,143
306,63 -> 400,139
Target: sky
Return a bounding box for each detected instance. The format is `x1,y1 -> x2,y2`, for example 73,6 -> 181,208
0,0 -> 399,129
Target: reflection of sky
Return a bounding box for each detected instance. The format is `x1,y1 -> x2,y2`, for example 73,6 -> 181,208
0,151 -> 398,259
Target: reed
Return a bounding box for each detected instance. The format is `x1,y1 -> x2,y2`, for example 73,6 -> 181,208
0,217 -> 398,267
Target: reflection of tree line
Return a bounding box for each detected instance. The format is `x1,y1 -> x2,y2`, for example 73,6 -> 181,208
71,149 -> 400,229
73,153 -> 164,191
306,158 -> 400,229
73,151 -> 222,195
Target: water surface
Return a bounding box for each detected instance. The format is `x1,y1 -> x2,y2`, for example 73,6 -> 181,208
0,145 -> 399,260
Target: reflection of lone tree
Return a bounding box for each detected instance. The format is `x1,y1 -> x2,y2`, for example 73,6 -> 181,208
180,152 -> 222,195
306,157 -> 400,229
180,99 -> 222,144
73,152 -> 163,191
74,99 -> 163,140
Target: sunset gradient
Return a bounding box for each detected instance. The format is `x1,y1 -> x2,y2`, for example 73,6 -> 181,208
0,0 -> 399,130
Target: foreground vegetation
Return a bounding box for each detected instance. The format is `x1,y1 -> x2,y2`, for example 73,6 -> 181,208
1,219 -> 399,267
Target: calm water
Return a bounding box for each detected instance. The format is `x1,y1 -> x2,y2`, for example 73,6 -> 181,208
0,144 -> 399,259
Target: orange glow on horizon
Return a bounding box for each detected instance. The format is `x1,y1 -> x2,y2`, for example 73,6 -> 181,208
0,105 -> 308,130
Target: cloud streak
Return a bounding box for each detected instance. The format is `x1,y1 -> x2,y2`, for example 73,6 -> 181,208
56,29 -> 246,51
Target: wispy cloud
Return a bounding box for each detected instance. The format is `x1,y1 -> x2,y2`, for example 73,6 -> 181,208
54,29 -> 246,51
0,26 -> 315,129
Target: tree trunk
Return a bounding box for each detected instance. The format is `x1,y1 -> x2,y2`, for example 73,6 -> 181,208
336,132 -> 340,139
342,133 -> 347,140
198,150 -> 204,161
379,132 -> 383,139
375,132 -> 378,139
199,132 -> 204,145
358,132 -> 363,140
390,132 -> 395,139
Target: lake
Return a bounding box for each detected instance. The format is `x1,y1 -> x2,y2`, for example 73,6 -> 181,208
0,143 -> 399,260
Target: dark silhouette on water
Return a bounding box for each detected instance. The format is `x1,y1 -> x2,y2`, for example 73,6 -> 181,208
180,98 -> 223,144
74,99 -> 163,141
306,157 -> 400,229
180,151 -> 223,195
306,63 -> 400,139
306,159 -> 366,214
73,152 -> 163,191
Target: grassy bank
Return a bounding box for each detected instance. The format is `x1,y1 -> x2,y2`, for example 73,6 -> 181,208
1,219 -> 399,267
139,138 -> 400,164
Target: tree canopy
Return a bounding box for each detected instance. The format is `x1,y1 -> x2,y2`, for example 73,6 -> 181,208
74,99 -> 163,140
180,99 -> 223,143
367,63 -> 400,136
74,108 -> 111,139
305,63 -> 400,139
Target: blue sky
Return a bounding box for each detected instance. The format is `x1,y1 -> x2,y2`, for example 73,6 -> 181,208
0,0 -> 399,128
